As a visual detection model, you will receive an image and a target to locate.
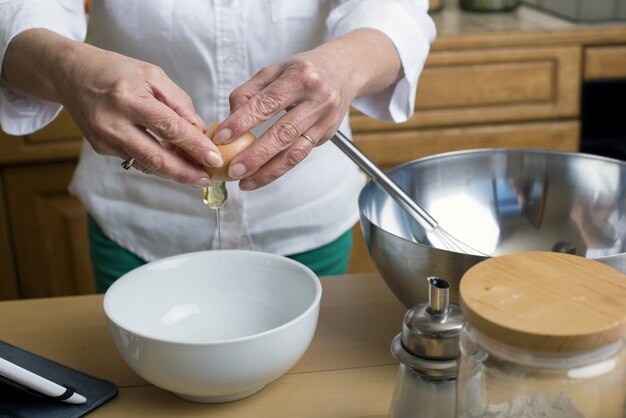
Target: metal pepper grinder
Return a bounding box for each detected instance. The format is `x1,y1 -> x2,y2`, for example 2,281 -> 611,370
388,277 -> 464,418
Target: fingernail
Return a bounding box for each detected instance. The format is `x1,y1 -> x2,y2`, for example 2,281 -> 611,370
194,177 -> 212,187
229,162 -> 247,179
213,128 -> 232,144
240,180 -> 257,191
205,150 -> 223,167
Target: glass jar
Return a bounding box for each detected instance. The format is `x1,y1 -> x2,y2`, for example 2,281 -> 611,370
457,325 -> 626,417
460,0 -> 520,12
455,252 -> 626,418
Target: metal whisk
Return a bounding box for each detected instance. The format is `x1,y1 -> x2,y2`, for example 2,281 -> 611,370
331,130 -> 486,256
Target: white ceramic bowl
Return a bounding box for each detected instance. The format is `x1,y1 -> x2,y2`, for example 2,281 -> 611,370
103,250 -> 321,403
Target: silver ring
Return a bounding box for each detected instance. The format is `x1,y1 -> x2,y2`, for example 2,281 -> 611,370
121,158 -> 135,170
301,134 -> 316,148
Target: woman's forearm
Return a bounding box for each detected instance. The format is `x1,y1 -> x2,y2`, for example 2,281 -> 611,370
318,28 -> 403,99
1,28 -> 86,103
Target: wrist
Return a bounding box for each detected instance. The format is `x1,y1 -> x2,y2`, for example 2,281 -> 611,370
313,34 -> 368,100
326,28 -> 402,99
53,39 -> 98,104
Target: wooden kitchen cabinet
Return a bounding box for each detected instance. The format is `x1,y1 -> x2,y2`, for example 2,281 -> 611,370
0,112 -> 89,299
2,0 -> 626,298
584,45 -> 626,80
3,162 -> 94,298
352,46 -> 582,131
0,179 -> 19,299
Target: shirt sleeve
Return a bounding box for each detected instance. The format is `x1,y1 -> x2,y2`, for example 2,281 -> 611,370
0,0 -> 86,135
326,0 -> 436,123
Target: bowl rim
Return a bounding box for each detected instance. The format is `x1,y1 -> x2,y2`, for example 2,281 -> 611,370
385,148 -> 626,175
103,249 -> 322,346
357,147 -> 626,260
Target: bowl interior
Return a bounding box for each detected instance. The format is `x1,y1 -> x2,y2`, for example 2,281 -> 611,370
104,250 -> 320,344
360,149 -> 626,258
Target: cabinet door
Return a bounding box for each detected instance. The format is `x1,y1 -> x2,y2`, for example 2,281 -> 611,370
0,177 -> 19,299
3,162 -> 94,298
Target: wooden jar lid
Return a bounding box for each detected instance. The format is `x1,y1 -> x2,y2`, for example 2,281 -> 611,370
460,252 -> 626,353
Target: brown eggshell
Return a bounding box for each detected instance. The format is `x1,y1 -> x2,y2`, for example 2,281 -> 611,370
205,130 -> 256,181
185,122 -> 255,181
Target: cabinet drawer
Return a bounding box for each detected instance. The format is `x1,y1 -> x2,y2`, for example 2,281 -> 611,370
0,111 -> 82,164
351,46 -> 581,131
353,120 -> 579,169
584,45 -> 626,80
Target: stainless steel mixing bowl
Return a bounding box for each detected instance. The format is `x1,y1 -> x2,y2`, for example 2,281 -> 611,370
358,149 -> 626,307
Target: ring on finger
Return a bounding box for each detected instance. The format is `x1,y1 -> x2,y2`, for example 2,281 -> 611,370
301,134 -> 316,148
121,157 -> 135,170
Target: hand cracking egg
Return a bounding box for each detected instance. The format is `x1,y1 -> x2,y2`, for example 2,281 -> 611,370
183,121 -> 256,181
204,123 -> 255,181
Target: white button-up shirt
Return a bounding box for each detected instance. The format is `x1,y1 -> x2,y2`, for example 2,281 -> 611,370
0,0 -> 435,261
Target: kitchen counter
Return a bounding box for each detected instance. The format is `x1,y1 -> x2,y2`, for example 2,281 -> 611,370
0,273 -> 407,417
430,1 -> 626,51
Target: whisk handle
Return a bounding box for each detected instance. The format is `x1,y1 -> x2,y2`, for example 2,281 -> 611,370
330,131 -> 438,229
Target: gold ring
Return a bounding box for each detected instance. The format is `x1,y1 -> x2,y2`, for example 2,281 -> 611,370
301,134 -> 316,148
121,158 -> 135,170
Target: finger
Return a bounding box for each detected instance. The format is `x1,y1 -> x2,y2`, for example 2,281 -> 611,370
146,67 -> 208,132
120,125 -> 212,186
213,70 -> 304,145
87,133 -> 125,157
228,65 -> 280,113
239,130 -> 320,191
225,100 -> 322,180
128,96 -> 223,168
119,139 -> 205,184
174,121 -> 214,163
161,140 -> 177,152
116,123 -> 162,162
108,127 -> 210,183
73,109 -> 130,158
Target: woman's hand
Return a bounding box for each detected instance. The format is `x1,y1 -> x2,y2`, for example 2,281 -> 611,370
2,29 -> 222,186
212,28 -> 402,191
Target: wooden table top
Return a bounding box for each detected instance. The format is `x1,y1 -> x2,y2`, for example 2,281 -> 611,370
0,273 -> 407,417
